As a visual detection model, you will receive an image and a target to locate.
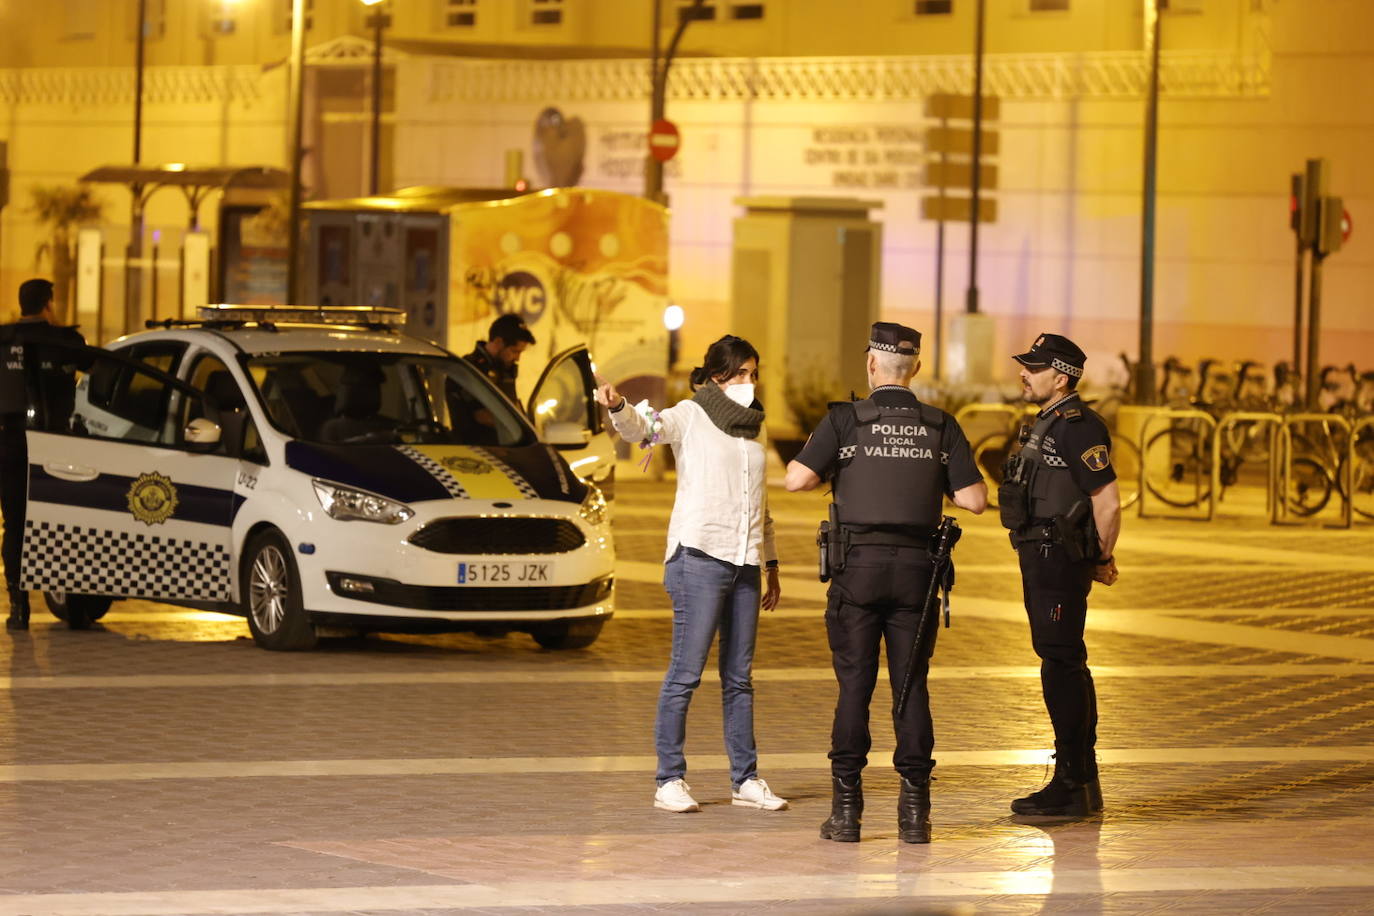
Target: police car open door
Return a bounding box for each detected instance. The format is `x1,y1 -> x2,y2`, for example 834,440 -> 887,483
527,345 -> 615,496
20,348 -> 238,609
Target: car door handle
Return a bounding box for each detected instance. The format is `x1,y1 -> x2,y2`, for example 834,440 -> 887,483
44,463 -> 99,482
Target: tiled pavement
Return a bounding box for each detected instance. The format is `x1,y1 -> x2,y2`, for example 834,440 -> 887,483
3,475 -> 1374,914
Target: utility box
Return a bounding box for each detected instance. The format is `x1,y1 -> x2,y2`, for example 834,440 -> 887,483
730,196 -> 883,436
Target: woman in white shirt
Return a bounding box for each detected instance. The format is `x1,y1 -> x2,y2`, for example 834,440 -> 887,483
595,335 -> 787,814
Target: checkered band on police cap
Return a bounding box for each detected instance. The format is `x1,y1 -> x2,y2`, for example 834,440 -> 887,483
867,321 -> 921,356
1013,332 -> 1086,377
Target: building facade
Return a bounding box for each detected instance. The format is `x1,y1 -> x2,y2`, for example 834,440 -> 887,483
0,0 -> 1369,386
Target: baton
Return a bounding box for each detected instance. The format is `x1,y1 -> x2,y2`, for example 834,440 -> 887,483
895,516 -> 961,719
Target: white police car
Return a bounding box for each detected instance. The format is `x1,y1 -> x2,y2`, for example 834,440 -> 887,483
20,305 -> 615,650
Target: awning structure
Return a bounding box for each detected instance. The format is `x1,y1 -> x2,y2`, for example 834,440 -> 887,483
79,164 -> 290,229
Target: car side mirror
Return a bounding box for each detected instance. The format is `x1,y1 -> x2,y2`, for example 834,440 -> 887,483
542,420 -> 590,449
184,417 -> 222,451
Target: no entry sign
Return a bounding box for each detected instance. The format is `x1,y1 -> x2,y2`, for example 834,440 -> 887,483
648,119 -> 681,163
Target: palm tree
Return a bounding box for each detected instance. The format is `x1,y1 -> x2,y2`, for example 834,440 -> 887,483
29,185 -> 105,325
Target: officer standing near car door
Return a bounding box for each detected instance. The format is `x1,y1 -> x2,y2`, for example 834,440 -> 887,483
785,322 -> 986,844
1,279 -> 87,632
1000,333 -> 1121,817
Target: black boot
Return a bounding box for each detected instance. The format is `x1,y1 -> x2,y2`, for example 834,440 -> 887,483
819,777 -> 862,842
897,776 -> 931,844
6,589 -> 30,632
1011,754 -> 1095,817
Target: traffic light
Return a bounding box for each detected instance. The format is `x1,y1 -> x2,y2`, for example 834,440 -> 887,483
1318,195 -> 1345,256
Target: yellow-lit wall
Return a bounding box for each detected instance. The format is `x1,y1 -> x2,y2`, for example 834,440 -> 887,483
2,0 -> 1370,385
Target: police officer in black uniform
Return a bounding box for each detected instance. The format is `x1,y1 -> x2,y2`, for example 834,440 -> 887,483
465,313 -> 536,404
786,322 -> 986,844
2,279 -> 87,631
1000,333 -> 1121,817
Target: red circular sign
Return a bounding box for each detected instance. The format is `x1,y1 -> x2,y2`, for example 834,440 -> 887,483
1342,208 -> 1353,243
648,119 -> 681,163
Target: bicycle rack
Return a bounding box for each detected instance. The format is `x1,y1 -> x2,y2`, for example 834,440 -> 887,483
952,403 -> 1030,441
1352,416 -> 1374,524
1210,411 -> 1284,524
1139,408 -> 1218,521
1275,413 -> 1353,528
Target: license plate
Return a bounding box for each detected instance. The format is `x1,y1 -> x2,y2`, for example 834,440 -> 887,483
457,561 -> 550,585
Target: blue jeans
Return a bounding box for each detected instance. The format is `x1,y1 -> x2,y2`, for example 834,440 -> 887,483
656,546 -> 761,788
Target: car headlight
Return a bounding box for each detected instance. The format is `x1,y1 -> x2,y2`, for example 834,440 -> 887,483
312,479 -> 414,525
578,482 -> 608,527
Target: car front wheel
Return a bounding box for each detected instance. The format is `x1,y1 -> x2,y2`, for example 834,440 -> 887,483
531,617 -> 605,650
242,530 -> 317,651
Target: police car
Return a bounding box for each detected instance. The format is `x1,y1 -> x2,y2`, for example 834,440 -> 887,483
20,305 -> 615,650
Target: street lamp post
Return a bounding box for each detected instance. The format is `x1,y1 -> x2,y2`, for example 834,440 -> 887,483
644,0 -> 704,204
126,0 -> 149,333
286,0 -> 307,303
1136,0 -> 1162,405
361,0 -> 385,196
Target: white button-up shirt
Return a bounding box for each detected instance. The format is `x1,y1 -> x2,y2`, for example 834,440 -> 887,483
611,399 -> 778,567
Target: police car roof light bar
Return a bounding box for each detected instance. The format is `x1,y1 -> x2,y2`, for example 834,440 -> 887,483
196,304 -> 406,331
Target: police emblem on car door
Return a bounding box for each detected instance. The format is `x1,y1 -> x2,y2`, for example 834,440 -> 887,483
20,349 -> 238,603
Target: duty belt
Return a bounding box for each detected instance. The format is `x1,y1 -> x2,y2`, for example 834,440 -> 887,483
1009,520 -> 1060,547
841,528 -> 937,549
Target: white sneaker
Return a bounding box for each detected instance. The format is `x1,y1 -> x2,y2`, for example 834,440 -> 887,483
654,778 -> 700,813
732,777 -> 789,810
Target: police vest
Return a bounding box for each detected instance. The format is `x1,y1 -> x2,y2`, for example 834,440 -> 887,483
0,329 -> 25,416
1019,404 -> 1084,520
833,398 -> 946,528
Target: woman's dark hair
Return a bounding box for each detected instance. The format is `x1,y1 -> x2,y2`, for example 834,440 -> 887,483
689,335 -> 760,390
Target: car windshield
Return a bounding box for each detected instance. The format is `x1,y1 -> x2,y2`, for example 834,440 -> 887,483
244,351 -> 536,447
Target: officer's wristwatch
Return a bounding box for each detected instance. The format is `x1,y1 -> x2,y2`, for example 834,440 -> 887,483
610,396 -> 627,413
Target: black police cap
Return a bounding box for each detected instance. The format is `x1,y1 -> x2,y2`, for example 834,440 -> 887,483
1013,332 -> 1086,378
866,321 -> 921,355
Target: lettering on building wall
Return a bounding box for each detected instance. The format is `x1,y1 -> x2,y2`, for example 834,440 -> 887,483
803,125 -> 924,189
596,130 -> 682,181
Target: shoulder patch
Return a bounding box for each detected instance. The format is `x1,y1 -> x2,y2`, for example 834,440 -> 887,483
1081,444 -> 1110,472
1063,407 -> 1083,422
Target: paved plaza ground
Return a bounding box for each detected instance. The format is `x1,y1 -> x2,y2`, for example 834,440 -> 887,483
3,475 -> 1374,914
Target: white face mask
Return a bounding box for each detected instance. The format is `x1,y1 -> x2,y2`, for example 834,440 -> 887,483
723,382 -> 756,408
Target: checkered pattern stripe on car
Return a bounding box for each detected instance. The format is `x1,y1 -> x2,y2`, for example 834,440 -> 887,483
19,521 -> 232,601
545,445 -> 572,495
397,445 -> 469,498
471,447 -> 541,499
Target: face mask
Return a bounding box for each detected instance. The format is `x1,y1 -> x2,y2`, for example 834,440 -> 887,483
724,382 -> 755,408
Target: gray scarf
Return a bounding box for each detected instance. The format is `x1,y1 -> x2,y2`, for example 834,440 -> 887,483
692,382 -> 764,439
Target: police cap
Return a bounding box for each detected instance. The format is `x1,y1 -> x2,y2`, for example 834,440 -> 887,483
866,321 -> 921,356
1013,332 -> 1085,379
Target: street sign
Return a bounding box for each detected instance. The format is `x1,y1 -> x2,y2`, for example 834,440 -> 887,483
925,126 -> 1001,157
925,161 -> 998,191
924,93 -> 1001,121
921,196 -> 998,223
648,119 -> 681,163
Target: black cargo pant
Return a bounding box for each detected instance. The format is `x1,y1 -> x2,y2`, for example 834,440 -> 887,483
0,425 -> 27,594
1017,539 -> 1098,780
825,544 -> 937,784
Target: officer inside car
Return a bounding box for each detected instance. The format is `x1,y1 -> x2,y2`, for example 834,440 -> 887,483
1000,333 -> 1120,817
785,322 -> 986,844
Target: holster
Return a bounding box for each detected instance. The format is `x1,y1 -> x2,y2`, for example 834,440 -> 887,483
827,503 -> 849,576
1053,498 -> 1100,564
817,521 -> 831,582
